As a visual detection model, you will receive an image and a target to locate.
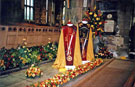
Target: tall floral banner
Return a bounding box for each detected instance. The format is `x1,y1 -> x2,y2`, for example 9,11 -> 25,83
84,6 -> 105,37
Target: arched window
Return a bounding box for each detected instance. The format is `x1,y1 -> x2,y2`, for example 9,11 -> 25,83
24,0 -> 34,21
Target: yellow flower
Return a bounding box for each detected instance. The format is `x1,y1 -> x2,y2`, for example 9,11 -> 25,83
97,28 -> 101,31
96,18 -> 100,21
94,13 -> 97,17
99,22 -> 102,25
28,73 -> 32,77
101,29 -> 104,32
95,22 -> 97,24
20,57 -> 23,60
22,46 -> 25,48
89,12 -> 93,15
91,25 -> 94,28
22,60 -> 26,64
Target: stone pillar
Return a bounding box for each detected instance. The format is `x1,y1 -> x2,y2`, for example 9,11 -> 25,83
0,0 -> 1,24
65,0 -> 84,24
91,0 -> 95,9
117,0 -> 133,53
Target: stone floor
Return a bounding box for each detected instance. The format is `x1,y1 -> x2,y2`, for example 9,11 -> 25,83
0,62 -> 59,87
0,59 -> 134,87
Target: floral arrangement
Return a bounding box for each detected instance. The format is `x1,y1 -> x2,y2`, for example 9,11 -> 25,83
27,58 -> 103,87
25,64 -> 43,78
95,45 -> 113,59
0,42 -> 58,71
84,6 -> 105,37
0,48 -> 18,70
39,42 -> 58,61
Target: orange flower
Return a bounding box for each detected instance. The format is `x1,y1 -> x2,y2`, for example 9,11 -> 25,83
52,85 -> 57,87
0,60 -> 4,66
34,83 -> 38,87
37,55 -> 41,60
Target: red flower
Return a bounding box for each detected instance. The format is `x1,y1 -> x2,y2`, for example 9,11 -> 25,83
103,21 -> 107,23
40,81 -> 45,85
40,49 -> 42,51
4,55 -> 7,57
44,51 -> 47,53
95,31 -> 97,35
40,53 -> 42,56
8,58 -> 10,61
90,9 -> 93,11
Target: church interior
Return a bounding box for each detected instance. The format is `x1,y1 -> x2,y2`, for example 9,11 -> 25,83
0,0 -> 135,87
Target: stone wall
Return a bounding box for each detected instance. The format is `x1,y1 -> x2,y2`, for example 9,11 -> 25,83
1,0 -> 23,24
0,0 -> 62,26
64,0 -> 92,24
117,0 -> 133,51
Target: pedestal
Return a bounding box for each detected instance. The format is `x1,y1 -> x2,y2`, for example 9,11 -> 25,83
82,61 -> 90,64
65,66 -> 75,70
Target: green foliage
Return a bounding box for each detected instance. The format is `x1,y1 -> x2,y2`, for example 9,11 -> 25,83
0,42 -> 58,71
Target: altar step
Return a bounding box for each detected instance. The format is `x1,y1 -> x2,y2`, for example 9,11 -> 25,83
64,59 -> 135,87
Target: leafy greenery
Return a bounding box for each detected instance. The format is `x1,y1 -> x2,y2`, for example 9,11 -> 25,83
0,42 -> 58,71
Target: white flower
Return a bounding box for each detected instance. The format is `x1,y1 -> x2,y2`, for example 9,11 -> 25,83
18,47 -> 20,49
32,74 -> 35,77
41,72 -> 43,75
31,64 -> 34,67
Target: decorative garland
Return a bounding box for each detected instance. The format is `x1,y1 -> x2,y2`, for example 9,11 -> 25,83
27,58 -> 103,87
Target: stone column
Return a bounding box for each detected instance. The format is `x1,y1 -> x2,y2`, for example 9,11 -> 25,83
117,0 -> 133,53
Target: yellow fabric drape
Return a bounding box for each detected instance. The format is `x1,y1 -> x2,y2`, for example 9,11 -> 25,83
52,30 -> 66,69
73,25 -> 82,66
52,26 -> 82,69
86,29 -> 95,61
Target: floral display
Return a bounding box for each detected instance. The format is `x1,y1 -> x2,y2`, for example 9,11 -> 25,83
39,42 -> 58,61
25,64 -> 43,78
95,43 -> 113,59
27,58 -> 103,87
0,42 -> 58,71
84,6 -> 105,37
0,48 -> 19,70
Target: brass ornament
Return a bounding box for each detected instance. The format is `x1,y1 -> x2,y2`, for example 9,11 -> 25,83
67,55 -> 72,61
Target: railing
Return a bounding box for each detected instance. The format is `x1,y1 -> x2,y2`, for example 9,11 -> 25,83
0,25 -> 60,49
